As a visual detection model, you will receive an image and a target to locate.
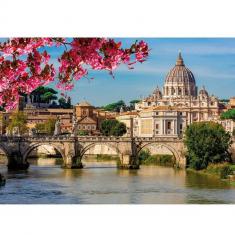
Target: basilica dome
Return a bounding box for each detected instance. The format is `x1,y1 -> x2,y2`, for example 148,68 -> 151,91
163,52 -> 197,98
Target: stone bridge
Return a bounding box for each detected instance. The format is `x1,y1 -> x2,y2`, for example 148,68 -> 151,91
0,135 -> 186,170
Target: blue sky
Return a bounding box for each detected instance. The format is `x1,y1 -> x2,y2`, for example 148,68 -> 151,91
50,38 -> 235,106
22,38 -> 235,106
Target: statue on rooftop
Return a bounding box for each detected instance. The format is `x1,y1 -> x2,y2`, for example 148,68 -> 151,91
53,116 -> 61,136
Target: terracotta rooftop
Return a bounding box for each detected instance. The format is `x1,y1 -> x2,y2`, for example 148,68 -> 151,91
118,111 -> 139,116
141,106 -> 179,112
47,108 -> 73,113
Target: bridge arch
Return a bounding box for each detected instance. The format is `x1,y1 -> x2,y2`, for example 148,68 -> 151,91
0,144 -> 10,157
137,142 -> 181,166
0,144 -> 10,165
79,142 -> 121,158
22,143 -> 65,162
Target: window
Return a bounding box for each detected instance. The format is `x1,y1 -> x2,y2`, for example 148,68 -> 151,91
156,112 -> 159,115
179,112 -> 183,116
178,88 -> 182,95
180,123 -> 183,130
167,121 -> 171,129
156,123 -> 159,129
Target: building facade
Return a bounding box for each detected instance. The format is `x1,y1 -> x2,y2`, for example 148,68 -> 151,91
135,52 -> 222,122
118,52 -> 234,137
74,101 -> 116,135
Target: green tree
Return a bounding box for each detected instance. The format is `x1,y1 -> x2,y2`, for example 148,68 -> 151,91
219,99 -> 229,103
58,97 -> 72,109
58,97 -> 67,108
22,86 -> 58,105
129,99 -> 140,110
103,100 -> 126,112
110,122 -> 127,136
35,118 -> 56,135
220,109 -> 235,121
41,91 -> 58,104
77,130 -> 89,136
184,122 -> 232,170
8,111 -> 28,134
101,119 -> 126,136
66,97 -> 72,108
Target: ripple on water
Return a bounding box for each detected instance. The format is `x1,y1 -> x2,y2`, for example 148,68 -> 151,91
0,163 -> 235,204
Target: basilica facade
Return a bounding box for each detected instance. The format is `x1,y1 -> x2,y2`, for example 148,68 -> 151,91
118,52 -> 230,137
135,52 -> 222,122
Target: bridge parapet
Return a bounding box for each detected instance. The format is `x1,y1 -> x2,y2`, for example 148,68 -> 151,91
134,137 -> 182,142
76,136 -> 132,142
0,135 -> 184,143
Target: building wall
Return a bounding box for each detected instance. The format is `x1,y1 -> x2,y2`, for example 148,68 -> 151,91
131,109 -> 187,138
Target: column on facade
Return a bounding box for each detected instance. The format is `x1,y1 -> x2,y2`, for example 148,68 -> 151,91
165,120 -> 167,135
182,86 -> 185,96
162,119 -> 165,135
176,87 -> 179,96
174,119 -> 177,135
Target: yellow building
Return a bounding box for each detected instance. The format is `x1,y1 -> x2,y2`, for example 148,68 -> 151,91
116,111 -> 138,136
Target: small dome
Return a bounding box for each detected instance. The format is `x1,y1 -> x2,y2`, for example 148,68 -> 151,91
77,101 -> 92,106
152,86 -> 162,99
199,86 -> 208,97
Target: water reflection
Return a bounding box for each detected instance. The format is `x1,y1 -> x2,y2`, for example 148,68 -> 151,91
185,170 -> 231,189
0,157 -> 235,204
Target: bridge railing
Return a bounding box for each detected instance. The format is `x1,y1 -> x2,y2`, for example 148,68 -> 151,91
0,134 -> 183,142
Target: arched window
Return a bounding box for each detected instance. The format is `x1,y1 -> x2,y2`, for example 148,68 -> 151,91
178,88 -> 182,95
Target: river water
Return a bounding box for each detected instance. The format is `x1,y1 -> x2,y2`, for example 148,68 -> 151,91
0,158 -> 235,204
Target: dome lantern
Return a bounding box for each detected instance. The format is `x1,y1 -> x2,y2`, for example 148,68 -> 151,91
176,51 -> 184,66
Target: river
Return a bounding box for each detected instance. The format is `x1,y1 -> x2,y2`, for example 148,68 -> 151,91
0,158 -> 235,204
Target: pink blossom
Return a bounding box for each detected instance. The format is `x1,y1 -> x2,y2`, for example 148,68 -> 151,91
0,37 -> 149,110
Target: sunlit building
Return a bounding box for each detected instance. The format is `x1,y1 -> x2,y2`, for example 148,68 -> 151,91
118,52 -> 234,137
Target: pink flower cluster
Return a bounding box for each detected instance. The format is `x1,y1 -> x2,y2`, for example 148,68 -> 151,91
0,38 -> 149,110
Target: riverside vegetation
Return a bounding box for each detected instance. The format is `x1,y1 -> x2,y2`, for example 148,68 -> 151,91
184,122 -> 235,181
138,149 -> 174,166
95,152 -> 174,167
